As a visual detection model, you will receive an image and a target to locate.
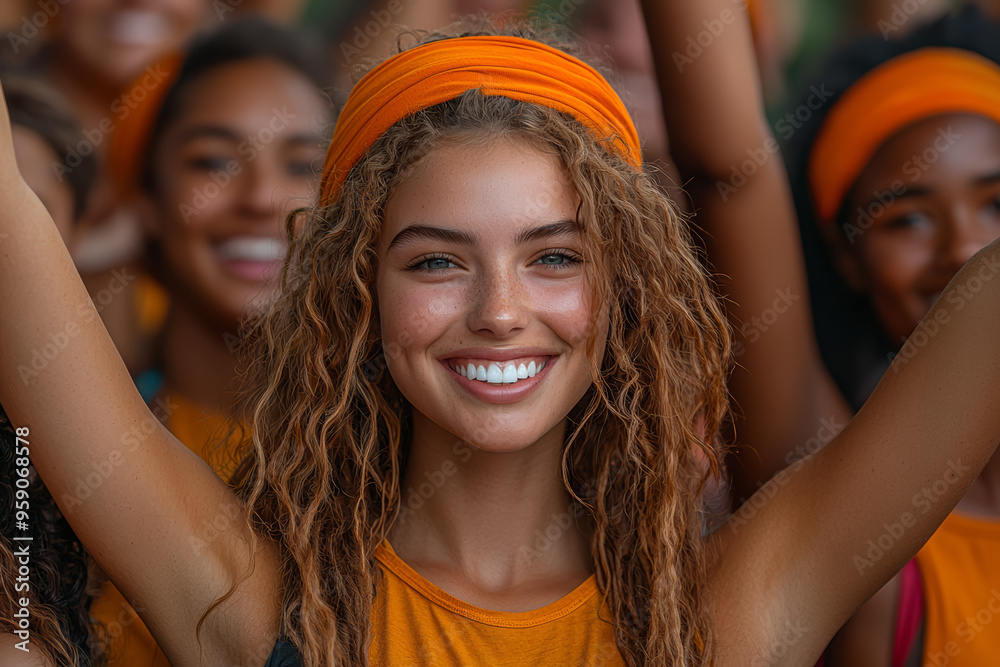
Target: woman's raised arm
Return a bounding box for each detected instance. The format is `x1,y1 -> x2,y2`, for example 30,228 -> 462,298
0,82 -> 278,665
640,0 -> 851,503
710,236 -> 1000,665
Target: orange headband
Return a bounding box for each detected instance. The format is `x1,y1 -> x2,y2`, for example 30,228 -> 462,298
106,53 -> 184,195
809,47 -> 1000,223
318,35 -> 642,206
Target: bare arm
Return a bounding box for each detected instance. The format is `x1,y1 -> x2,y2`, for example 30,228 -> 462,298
639,0 -> 851,502
825,573 -> 899,667
0,81 -> 278,665
709,238 -> 1000,665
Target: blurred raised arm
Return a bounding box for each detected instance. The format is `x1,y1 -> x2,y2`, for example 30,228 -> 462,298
639,0 -> 851,503
0,80 -> 277,665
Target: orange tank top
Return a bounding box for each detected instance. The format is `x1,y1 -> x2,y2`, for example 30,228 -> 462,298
369,539 -> 627,666
916,511 -> 1000,665
91,391 -> 243,667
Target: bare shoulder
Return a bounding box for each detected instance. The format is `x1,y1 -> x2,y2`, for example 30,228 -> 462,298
0,637 -> 53,667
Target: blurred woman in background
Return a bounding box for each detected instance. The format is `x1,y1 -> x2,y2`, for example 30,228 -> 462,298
90,16 -> 330,665
782,7 -> 1000,664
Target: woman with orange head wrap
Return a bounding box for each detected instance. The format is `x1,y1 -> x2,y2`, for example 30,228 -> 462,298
778,7 -> 1000,665
4,7 -> 1000,667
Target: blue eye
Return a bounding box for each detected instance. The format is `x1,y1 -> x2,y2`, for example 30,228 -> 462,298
406,254 -> 457,272
534,249 -> 583,270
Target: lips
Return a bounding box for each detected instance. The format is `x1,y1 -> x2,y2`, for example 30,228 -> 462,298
439,349 -> 559,404
214,236 -> 287,282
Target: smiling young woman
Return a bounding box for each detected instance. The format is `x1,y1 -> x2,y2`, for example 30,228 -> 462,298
2,11 -> 1000,667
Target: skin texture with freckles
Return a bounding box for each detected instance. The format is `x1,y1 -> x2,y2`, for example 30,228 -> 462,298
377,138 -> 608,610
833,113 -> 1000,345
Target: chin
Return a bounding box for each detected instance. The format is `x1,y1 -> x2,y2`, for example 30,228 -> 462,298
440,414 -> 564,454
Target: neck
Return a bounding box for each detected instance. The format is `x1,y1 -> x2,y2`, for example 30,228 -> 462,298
159,301 -> 242,416
955,450 -> 1000,519
387,413 -> 593,591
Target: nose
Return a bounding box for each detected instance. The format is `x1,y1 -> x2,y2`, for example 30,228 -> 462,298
937,206 -> 993,274
466,265 -> 529,338
237,159 -> 284,221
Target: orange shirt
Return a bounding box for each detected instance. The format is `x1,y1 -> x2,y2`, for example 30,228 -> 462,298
916,511 -> 1000,665
369,539 -> 627,666
91,391 -> 242,667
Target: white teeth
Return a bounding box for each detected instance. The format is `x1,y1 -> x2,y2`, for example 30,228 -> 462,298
216,237 -> 286,262
502,365 -> 518,383
109,10 -> 170,47
487,363 -> 503,384
454,358 -> 550,385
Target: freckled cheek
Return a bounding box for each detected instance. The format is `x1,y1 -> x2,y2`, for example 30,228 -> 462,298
528,281 -> 595,346
379,280 -> 466,370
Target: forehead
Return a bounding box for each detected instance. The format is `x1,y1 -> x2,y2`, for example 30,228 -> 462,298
852,113 -> 1000,193
168,58 -> 326,135
381,138 -> 580,244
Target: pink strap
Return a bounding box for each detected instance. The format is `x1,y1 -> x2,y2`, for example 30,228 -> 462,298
892,559 -> 925,667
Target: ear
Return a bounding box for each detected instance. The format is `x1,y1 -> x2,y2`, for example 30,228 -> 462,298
821,222 -> 866,293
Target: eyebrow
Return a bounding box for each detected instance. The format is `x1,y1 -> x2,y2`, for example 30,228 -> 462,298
387,219 -> 580,250
853,170 -> 1000,213
175,125 -> 321,146
855,185 -> 931,213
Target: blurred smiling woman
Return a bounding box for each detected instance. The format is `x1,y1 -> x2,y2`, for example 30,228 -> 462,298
782,8 -> 1000,666
92,17 -> 330,667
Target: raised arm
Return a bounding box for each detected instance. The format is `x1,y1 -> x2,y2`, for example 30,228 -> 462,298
639,0 -> 851,502
0,82 -> 277,665
710,238 -> 1000,665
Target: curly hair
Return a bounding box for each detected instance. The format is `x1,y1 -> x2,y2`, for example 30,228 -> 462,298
227,17 -> 732,667
0,408 -> 106,666
783,4 -> 1000,409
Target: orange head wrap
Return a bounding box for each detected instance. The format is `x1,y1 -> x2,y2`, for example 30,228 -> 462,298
809,47 -> 1000,223
106,53 -> 184,195
318,35 -> 642,206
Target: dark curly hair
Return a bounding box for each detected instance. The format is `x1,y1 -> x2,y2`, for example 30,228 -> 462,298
0,406 -> 105,666
783,3 -> 1000,409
